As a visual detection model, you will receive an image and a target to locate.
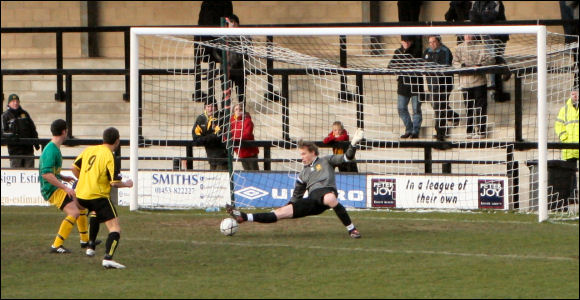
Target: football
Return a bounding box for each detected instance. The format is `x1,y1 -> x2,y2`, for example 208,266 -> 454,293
220,218 -> 238,236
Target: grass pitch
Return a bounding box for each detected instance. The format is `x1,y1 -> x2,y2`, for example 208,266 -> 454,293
1,206 -> 578,299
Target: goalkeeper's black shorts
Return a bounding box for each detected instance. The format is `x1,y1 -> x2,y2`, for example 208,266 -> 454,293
77,197 -> 118,223
291,187 -> 337,219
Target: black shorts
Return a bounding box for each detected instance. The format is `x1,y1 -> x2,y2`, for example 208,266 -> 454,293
59,195 -> 73,211
77,197 -> 118,223
292,187 -> 337,219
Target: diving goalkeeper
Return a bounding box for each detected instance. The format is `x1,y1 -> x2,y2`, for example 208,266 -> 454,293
227,129 -> 364,238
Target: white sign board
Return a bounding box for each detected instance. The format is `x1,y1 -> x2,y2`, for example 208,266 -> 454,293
117,171 -> 231,209
1,170 -> 74,206
367,174 -> 508,210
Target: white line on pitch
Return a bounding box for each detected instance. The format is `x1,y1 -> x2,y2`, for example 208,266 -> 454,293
2,232 -> 576,262
132,237 -> 578,262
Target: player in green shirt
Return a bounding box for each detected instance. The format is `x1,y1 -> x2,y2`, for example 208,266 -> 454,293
39,119 -> 89,253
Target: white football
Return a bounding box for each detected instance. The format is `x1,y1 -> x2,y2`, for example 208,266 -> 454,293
220,218 -> 239,236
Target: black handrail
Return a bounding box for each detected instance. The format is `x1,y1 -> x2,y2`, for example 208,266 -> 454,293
2,138 -> 578,152
2,137 -> 578,175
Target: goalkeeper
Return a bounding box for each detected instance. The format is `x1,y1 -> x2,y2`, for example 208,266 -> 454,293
227,129 -> 365,239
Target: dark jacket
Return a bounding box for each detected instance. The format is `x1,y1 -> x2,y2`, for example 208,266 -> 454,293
198,0 -> 233,26
197,0 -> 234,63
423,44 -> 454,93
397,1 -> 422,22
192,110 -> 228,165
469,1 -> 510,43
560,1 -> 579,42
1,106 -> 39,155
388,43 -> 425,97
445,1 -> 472,22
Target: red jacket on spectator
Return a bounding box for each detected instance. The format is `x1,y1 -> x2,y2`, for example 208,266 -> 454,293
230,112 -> 259,158
323,129 -> 349,155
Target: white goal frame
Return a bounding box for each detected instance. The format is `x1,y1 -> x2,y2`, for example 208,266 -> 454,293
129,25 -> 549,222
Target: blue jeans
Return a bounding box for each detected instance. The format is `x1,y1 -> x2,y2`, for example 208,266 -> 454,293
397,94 -> 422,135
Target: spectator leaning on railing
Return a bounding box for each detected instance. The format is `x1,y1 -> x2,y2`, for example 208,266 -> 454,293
192,99 -> 229,171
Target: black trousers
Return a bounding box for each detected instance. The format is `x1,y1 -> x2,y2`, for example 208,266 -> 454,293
431,91 -> 458,137
462,85 -> 488,134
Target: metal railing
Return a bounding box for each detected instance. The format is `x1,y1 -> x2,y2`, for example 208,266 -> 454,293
2,19 -> 577,104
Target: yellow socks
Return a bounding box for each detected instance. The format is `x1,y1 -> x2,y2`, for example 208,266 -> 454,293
77,209 -> 89,243
52,215 -> 77,248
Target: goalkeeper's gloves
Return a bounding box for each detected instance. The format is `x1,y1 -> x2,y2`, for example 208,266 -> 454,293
351,128 -> 364,146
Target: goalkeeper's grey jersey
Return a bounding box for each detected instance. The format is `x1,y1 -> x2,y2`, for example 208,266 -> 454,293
296,154 -> 350,195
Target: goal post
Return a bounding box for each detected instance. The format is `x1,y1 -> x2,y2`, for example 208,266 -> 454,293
536,26 -> 548,222
128,25 -> 573,222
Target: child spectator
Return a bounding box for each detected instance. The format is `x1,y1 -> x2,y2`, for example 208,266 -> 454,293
323,121 -> 358,173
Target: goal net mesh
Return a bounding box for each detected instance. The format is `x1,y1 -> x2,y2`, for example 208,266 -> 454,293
131,29 -> 578,221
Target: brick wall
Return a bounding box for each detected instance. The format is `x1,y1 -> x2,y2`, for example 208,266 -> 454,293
1,1 -> 567,59
1,1 -> 82,58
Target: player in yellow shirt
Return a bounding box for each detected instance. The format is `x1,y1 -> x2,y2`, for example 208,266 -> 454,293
72,127 -> 133,269
39,119 -> 90,253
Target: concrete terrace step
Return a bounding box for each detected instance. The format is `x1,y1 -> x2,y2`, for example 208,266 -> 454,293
1,58 -> 126,69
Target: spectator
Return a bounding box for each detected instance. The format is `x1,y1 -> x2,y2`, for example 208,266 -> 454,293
397,1 -> 423,55
470,1 -> 511,103
423,35 -> 459,142
555,90 -> 579,163
554,89 -> 579,205
1,94 -> 39,168
197,0 -> 233,64
454,34 -> 494,139
322,121 -> 358,173
193,101 -> 228,170
445,1 -> 472,23
444,1 -> 472,44
559,1 -> 579,86
560,1 -> 579,40
195,1 -> 234,104
388,35 -> 425,139
225,14 -> 246,105
230,103 -> 259,171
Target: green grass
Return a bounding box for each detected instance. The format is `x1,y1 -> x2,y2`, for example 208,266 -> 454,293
1,206 -> 578,299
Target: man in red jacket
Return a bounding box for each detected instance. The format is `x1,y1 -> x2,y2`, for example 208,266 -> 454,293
230,103 -> 259,170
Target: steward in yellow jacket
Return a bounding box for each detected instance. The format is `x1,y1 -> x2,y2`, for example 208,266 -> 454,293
554,91 -> 579,161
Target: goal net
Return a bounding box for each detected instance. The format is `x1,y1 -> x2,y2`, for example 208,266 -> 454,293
129,26 -> 578,222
